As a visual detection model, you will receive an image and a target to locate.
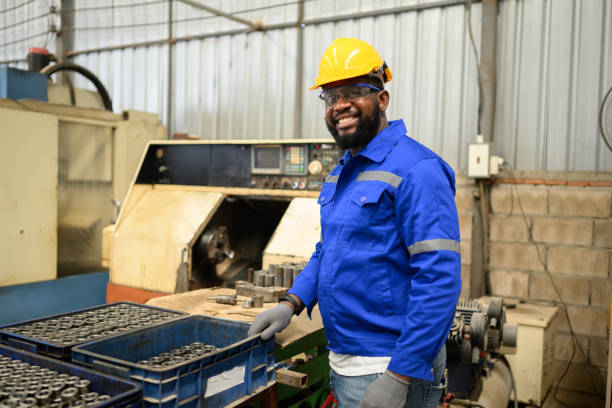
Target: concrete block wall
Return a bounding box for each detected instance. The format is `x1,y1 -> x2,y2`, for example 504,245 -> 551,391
486,173 -> 612,397
455,173 -> 475,298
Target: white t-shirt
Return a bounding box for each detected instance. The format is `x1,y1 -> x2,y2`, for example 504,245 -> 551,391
328,351 -> 391,376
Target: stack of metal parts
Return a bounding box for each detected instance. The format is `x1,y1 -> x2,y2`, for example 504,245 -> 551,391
445,297 -> 518,400
136,342 -> 217,369
1,305 -> 177,347
235,261 -> 307,301
0,356 -> 111,408
252,262 -> 307,288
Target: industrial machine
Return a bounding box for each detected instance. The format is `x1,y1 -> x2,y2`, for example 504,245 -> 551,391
106,140 -> 343,298
0,64 -> 165,287
445,297 -> 518,408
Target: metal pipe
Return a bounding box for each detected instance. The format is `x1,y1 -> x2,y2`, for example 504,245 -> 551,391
167,0 -> 173,139
293,0 -> 304,139
480,0 -> 498,143
175,0 -> 260,29
476,358 -> 512,408
60,0 -> 476,58
0,57 -> 27,65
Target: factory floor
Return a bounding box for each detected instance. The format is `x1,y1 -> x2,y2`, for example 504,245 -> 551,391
538,388 -> 605,408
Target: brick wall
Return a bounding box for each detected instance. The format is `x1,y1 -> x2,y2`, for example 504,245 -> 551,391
486,174 -> 612,397
455,173 -> 475,298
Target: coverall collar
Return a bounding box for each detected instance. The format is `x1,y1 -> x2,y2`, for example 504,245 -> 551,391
341,119 -> 407,163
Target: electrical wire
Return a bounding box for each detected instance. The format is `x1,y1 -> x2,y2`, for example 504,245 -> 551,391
59,0 -> 312,15
0,30 -> 49,48
0,11 -> 51,31
0,0 -> 36,15
60,0 -> 316,32
59,0 -> 167,14
498,355 -> 519,408
465,0 -> 484,136
500,162 -> 604,407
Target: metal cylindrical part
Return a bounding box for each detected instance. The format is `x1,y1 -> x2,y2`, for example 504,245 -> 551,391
283,267 -> 293,288
272,265 -> 283,287
75,379 -> 90,394
82,392 -> 99,404
34,389 -> 53,405
247,268 -> 254,283
476,359 -> 512,408
252,294 -> 264,308
264,274 -> 274,287
254,271 -> 265,287
292,267 -> 300,282
242,299 -> 253,308
17,397 -> 36,408
61,387 -> 79,403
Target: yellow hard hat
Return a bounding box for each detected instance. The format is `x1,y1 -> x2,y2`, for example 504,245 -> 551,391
309,37 -> 392,90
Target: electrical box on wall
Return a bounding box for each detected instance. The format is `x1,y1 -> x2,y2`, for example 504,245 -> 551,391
468,136 -> 490,178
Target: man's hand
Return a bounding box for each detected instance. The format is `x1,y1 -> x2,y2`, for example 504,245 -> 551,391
359,371 -> 410,408
247,304 -> 293,340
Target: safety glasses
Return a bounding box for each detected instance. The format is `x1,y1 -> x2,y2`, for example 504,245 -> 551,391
318,83 -> 382,107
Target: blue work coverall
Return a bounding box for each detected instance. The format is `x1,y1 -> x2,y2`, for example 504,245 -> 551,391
288,119 -> 462,381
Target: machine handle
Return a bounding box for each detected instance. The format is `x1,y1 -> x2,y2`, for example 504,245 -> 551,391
92,359 -> 131,378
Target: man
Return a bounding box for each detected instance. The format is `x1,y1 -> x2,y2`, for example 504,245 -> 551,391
248,38 -> 461,408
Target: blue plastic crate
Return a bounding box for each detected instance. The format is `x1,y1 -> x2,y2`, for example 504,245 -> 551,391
71,315 -> 275,408
0,302 -> 187,360
0,343 -> 141,407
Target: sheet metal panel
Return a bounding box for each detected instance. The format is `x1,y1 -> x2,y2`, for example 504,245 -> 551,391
0,0 -> 58,68
495,0 -> 612,171
2,0 -> 611,170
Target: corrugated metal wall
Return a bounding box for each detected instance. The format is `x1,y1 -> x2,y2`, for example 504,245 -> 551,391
1,0 -> 611,171
0,0 -> 59,63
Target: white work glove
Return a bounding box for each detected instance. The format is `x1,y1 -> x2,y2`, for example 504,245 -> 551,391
247,304 -> 293,340
359,371 -> 410,408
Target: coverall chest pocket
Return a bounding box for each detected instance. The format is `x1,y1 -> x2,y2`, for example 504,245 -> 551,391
318,183 -> 336,220
348,183 -> 393,225
341,183 -> 394,252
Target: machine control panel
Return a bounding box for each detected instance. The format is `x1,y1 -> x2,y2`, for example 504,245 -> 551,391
249,143 -> 342,190
135,140 -> 344,191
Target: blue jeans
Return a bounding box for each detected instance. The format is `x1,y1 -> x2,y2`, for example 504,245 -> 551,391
329,344 -> 446,408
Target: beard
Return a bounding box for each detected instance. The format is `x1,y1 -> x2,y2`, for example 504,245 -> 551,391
326,103 -> 382,151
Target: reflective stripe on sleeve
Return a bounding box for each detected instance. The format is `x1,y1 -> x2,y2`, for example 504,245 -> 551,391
325,174 -> 339,183
407,239 -> 460,255
356,171 -> 402,187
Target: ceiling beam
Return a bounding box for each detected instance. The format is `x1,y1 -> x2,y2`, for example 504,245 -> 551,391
175,0 -> 261,30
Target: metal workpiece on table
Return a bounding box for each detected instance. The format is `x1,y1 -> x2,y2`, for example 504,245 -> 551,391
254,270 -> 265,287
273,264 -> 284,287
264,274 -> 274,287
247,267 -> 255,283
252,294 -> 264,308
242,299 -> 254,308
283,267 -> 294,288
206,294 -> 237,305
292,267 -> 301,282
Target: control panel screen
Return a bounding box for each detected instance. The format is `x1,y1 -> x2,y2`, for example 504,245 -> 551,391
252,145 -> 282,174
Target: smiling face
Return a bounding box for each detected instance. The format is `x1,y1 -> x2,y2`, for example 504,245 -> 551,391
323,76 -> 389,153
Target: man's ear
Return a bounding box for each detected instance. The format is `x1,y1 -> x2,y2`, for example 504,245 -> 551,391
378,90 -> 390,113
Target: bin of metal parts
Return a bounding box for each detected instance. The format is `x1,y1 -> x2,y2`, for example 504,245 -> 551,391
71,315 -> 275,408
0,343 -> 141,407
0,302 -> 187,360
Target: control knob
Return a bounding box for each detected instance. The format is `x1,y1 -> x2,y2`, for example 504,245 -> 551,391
308,160 -> 323,175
